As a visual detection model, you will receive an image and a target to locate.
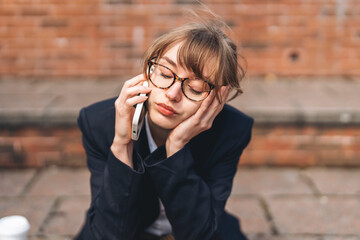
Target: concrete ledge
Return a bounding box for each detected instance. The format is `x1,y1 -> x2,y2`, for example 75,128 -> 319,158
0,79 -> 124,126
229,77 -> 360,125
1,77 -> 359,126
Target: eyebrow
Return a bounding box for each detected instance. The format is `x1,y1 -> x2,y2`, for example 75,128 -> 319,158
161,56 -> 177,68
159,56 -> 201,80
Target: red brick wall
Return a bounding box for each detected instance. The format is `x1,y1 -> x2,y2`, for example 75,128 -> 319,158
1,0 -> 360,78
241,125 -> 360,167
1,125 -> 359,168
0,126 -> 85,168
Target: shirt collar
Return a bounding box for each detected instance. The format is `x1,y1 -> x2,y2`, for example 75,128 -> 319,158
145,114 -> 158,153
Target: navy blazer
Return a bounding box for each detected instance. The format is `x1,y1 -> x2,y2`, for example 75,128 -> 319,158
75,97 -> 254,240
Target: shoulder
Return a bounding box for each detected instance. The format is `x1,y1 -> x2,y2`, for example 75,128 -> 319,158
77,97 -> 117,152
214,104 -> 254,137
79,97 -> 117,119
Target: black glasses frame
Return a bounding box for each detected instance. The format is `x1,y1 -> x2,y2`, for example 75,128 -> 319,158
147,60 -> 215,102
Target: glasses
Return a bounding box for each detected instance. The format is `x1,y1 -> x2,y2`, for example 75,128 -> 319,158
147,60 -> 215,102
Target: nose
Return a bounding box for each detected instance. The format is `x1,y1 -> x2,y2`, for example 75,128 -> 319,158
165,81 -> 182,102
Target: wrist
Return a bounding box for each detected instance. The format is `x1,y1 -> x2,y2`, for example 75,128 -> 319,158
111,141 -> 133,169
165,137 -> 187,158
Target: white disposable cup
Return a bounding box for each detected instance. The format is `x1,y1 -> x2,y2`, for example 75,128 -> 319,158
0,215 -> 30,240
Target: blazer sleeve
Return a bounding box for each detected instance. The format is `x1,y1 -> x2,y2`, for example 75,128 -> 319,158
76,107 -> 145,240
143,117 -> 254,240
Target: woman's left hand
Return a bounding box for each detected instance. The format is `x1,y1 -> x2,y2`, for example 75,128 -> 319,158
165,86 -> 230,157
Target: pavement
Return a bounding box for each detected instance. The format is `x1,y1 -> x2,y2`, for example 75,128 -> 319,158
0,166 -> 359,240
0,76 -> 360,126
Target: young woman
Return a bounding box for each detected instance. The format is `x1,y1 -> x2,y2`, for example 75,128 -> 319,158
75,18 -> 254,240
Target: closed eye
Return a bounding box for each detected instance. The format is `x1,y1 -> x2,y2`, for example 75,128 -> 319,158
161,73 -> 173,79
189,87 -> 203,95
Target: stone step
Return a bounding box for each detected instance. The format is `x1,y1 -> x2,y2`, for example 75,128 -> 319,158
1,77 -> 359,126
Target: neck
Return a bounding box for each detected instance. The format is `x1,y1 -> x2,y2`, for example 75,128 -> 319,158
147,114 -> 171,147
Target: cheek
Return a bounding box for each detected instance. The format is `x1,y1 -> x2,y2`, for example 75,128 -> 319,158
146,88 -> 158,108
182,103 -> 200,119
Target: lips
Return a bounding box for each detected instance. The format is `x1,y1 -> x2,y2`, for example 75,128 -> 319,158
157,103 -> 177,116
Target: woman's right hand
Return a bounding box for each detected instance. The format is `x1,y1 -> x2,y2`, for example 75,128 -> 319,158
111,74 -> 151,168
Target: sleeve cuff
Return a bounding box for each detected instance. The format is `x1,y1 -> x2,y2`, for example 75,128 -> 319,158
143,144 -> 194,170
107,149 -> 145,177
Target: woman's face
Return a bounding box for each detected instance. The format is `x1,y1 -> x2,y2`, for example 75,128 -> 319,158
146,42 -> 205,130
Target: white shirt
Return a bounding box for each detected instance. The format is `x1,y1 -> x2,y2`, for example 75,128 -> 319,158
143,114 -> 173,236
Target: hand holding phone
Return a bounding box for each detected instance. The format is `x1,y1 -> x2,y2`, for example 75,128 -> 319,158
131,81 -> 149,141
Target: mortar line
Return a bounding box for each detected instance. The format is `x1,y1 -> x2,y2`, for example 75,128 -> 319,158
20,167 -> 44,196
38,196 -> 62,235
299,169 -> 323,197
258,195 -> 279,236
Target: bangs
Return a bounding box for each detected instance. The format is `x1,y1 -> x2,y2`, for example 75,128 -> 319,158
177,29 -> 221,86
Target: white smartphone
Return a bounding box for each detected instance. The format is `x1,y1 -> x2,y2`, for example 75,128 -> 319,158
131,81 -> 149,141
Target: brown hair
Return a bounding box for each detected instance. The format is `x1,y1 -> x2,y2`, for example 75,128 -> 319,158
142,14 -> 246,103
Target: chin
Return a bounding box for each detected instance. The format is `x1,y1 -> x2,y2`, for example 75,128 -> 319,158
148,110 -> 179,130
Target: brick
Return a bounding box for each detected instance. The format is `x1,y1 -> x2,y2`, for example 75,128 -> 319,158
21,8 -> 49,16
241,150 -> 318,167
54,6 -> 98,16
0,6 -> 17,16
231,168 -> 313,197
43,196 -> 90,235
26,167 -> 90,197
41,18 -> 68,28
226,196 -> 271,234
175,0 -> 201,4
107,0 -> 132,4
0,169 -> 36,196
0,196 -> 55,234
303,168 -> 360,195
0,152 -> 18,166
267,196 -> 360,235
33,151 -> 62,166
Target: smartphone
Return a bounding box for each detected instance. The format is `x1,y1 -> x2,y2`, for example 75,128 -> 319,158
131,81 -> 149,141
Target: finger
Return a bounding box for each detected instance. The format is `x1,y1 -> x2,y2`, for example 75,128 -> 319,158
208,87 -> 226,109
117,74 -> 146,101
199,89 -> 216,110
200,87 -> 229,122
189,93 -> 219,128
124,85 -> 151,99
124,95 -> 148,108
218,86 -> 230,104
124,74 -> 147,88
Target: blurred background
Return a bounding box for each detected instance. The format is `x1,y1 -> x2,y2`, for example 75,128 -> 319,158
0,0 -> 359,239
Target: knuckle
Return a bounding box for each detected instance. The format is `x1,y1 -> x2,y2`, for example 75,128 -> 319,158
199,121 -> 212,130
125,99 -> 132,106
192,118 -> 200,126
114,99 -> 120,108
200,122 -> 208,129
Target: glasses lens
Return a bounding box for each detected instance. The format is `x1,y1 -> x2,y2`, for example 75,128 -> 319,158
149,64 -> 174,88
183,79 -> 211,101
